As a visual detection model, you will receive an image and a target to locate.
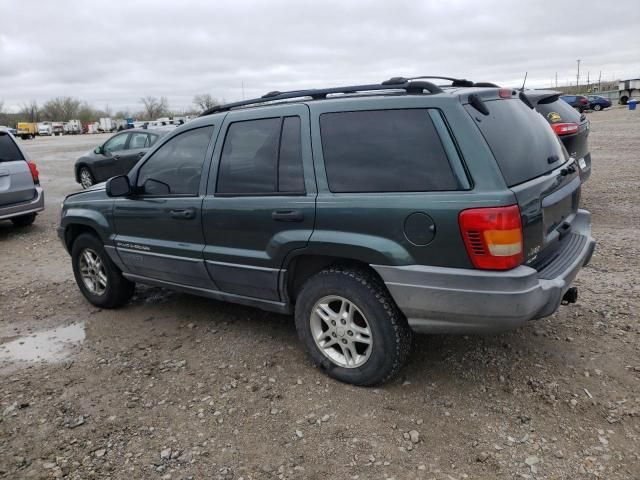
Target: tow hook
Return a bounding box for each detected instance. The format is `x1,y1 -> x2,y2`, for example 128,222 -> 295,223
562,287 -> 578,305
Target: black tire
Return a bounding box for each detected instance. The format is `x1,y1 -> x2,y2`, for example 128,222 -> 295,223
11,213 -> 36,227
294,265 -> 413,386
593,104 -> 602,111
78,166 -> 95,189
71,233 -> 134,308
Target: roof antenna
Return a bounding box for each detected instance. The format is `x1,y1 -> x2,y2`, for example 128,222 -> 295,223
520,72 -> 528,91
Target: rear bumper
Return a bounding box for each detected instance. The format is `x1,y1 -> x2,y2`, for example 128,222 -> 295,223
373,209 -> 595,334
0,186 -> 45,220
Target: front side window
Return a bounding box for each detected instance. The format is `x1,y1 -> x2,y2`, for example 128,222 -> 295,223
137,126 -> 214,196
103,133 -> 129,153
216,116 -> 305,195
320,109 -> 458,193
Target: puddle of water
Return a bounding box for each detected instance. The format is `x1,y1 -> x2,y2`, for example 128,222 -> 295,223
0,323 -> 85,364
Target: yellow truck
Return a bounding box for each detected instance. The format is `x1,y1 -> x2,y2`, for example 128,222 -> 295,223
16,122 -> 38,139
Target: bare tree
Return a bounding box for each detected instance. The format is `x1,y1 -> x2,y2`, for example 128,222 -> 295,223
193,93 -> 219,112
78,102 -> 98,123
41,97 -> 81,121
20,101 -> 40,122
0,100 -> 4,114
140,96 -> 169,120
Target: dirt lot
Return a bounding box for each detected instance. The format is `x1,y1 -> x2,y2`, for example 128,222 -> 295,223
1,109 -> 639,480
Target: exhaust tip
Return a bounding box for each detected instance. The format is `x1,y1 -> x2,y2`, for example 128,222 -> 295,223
562,287 -> 578,305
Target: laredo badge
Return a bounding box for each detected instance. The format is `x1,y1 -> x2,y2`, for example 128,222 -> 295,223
547,111 -> 562,123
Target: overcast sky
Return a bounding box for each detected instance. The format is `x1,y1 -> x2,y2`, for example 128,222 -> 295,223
1,0 -> 638,113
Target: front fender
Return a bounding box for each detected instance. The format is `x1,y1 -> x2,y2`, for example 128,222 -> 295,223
60,202 -> 114,249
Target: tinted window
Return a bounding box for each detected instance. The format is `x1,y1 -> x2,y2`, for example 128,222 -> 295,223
278,117 -> 304,193
536,99 -> 581,124
217,118 -> 281,194
104,133 -> 129,153
129,132 -> 149,149
0,133 -> 24,161
320,109 -> 458,193
138,126 -> 214,195
467,99 -> 567,187
149,134 -> 160,146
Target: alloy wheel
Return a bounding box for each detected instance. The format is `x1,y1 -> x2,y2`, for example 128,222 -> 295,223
309,295 -> 373,368
80,168 -> 94,189
78,248 -> 107,295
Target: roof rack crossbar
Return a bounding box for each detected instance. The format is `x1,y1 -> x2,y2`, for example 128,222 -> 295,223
200,81 -> 443,116
383,76 -> 499,88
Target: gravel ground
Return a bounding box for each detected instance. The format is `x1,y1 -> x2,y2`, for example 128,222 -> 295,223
1,108 -> 639,479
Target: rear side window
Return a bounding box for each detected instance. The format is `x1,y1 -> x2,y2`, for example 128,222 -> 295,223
467,99 -> 567,187
536,99 -> 581,124
278,117 -> 304,193
319,109 -> 459,193
0,133 -> 24,161
216,116 -> 305,194
129,132 -> 149,149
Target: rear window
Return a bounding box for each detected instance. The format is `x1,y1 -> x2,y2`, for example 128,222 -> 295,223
320,109 -> 459,193
535,98 -> 581,124
0,133 -> 24,162
466,99 -> 567,187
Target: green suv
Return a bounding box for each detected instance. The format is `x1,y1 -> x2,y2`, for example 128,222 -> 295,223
58,77 -> 595,386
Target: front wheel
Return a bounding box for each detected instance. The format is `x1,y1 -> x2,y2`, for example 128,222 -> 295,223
593,104 -> 602,111
71,233 -> 134,308
294,266 -> 413,386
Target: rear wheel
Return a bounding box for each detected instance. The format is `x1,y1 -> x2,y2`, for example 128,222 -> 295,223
71,233 -> 134,308
11,213 -> 36,227
294,266 -> 413,386
79,166 -> 95,189
593,104 -> 602,111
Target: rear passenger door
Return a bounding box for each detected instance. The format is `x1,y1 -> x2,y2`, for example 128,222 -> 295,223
121,132 -> 151,173
202,105 -> 315,301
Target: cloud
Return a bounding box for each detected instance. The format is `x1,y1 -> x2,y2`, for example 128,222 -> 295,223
1,0 -> 638,112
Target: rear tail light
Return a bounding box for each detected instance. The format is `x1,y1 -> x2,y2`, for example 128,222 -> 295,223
580,98 -> 588,104
459,205 -> 523,270
27,161 -> 39,184
498,88 -> 514,98
551,122 -> 579,136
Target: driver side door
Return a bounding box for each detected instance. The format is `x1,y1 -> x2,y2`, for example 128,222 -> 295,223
113,124 -> 217,289
94,132 -> 130,182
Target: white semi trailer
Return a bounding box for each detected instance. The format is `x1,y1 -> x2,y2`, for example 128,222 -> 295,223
618,78 -> 640,105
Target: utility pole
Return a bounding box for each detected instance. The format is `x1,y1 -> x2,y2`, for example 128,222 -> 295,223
576,59 -> 581,92
598,71 -> 602,92
241,81 -> 245,100
555,72 -> 558,88
587,71 -> 590,92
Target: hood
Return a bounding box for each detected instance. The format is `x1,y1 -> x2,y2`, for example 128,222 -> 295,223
64,182 -> 106,201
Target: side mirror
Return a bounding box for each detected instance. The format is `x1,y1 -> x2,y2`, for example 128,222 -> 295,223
106,175 -> 132,197
94,146 -> 103,155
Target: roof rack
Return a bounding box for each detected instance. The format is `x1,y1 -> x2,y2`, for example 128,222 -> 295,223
382,76 -> 500,88
200,80 -> 443,116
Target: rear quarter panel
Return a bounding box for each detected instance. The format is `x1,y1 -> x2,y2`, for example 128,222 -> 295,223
306,95 -> 515,268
